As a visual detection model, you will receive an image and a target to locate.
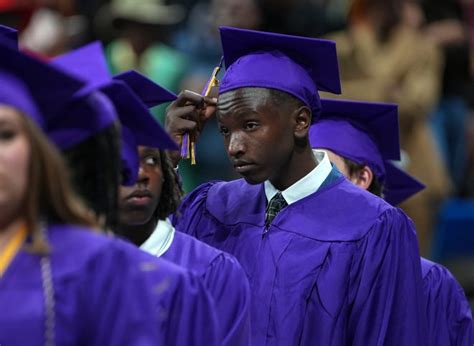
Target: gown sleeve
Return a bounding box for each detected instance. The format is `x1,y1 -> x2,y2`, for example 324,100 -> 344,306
160,260 -> 220,346
347,207 -> 427,346
203,252 -> 251,346
172,182 -> 218,238
78,238 -> 162,346
423,262 -> 473,346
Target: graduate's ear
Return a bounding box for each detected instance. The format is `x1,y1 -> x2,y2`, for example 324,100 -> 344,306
293,106 -> 312,140
350,165 -> 374,191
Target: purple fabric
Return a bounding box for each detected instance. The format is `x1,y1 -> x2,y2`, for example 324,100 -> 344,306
120,126 -> 140,186
53,43 -> 177,184
310,119 -> 387,180
115,238 -> 220,346
0,24 -> 18,50
219,26 -> 341,118
0,43 -> 84,130
114,70 -> 177,108
0,224 -> 160,345
421,258 -> 473,346
173,169 -> 427,345
310,99 -> 400,182
163,231 -> 251,346
384,161 -> 426,206
0,224 -> 219,346
0,72 -> 42,126
53,43 -> 178,150
52,41 -> 111,94
47,91 -> 118,151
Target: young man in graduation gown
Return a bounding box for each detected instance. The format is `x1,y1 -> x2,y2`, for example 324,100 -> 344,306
49,42 -> 221,345
113,70 -> 251,346
309,98 -> 474,346
166,26 -> 427,345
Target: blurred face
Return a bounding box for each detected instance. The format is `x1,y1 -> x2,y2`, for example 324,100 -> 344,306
217,88 -> 295,185
118,147 -> 163,226
0,106 -> 30,227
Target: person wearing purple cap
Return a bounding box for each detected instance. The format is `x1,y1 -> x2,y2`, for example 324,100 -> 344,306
310,98 -> 473,346
0,39 -> 165,345
166,26 -> 427,345
51,43 -> 223,346
115,70 -> 252,346
50,41 -> 181,231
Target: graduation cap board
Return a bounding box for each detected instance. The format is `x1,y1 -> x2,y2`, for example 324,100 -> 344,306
114,70 -> 177,108
309,99 -> 400,182
383,161 -> 425,206
0,24 -> 18,50
0,41 -> 84,130
219,26 -> 341,120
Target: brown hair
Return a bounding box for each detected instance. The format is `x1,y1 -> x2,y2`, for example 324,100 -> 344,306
343,157 -> 384,197
21,113 -> 98,253
155,150 -> 183,220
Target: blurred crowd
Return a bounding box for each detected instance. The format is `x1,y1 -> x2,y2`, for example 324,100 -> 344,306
1,0 -> 474,300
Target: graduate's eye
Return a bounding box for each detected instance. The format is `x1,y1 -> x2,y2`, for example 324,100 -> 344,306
143,155 -> 159,166
244,121 -> 259,131
0,128 -> 16,141
219,126 -> 230,137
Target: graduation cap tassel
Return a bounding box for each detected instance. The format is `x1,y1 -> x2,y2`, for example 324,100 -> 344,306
181,57 -> 224,165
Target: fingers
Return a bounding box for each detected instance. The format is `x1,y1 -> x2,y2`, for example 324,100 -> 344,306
174,90 -> 205,107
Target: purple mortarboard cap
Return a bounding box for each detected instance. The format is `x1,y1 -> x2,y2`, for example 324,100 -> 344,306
383,161 -> 425,206
114,70 -> 177,108
50,42 -> 118,150
0,24 -> 18,50
309,99 -> 400,183
120,126 -> 140,187
111,71 -> 178,185
0,42 -> 84,130
53,43 -> 178,184
101,81 -> 178,185
52,41 -> 112,94
219,26 -> 341,119
53,43 -> 178,151
100,80 -> 179,151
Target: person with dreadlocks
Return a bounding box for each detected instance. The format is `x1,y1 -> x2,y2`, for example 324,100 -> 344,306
115,70 -> 251,346
309,98 -> 473,346
51,42 -> 222,346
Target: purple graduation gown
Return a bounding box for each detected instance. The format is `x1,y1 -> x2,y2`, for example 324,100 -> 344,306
0,224 -> 160,345
173,168 -> 427,345
116,238 -> 220,346
162,230 -> 251,346
0,224 -> 220,346
421,258 -> 473,346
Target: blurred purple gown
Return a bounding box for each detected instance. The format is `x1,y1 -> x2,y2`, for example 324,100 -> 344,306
173,168 -> 427,345
0,223 -> 219,346
421,258 -> 473,346
161,229 -> 251,346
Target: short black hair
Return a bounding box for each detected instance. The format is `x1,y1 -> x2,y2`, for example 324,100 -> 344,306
62,124 -> 121,230
218,87 -> 305,115
343,158 -> 384,197
155,150 -> 183,220
267,88 -> 305,111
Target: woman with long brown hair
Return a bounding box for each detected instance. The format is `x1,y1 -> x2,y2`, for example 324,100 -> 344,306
0,39 -> 161,345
